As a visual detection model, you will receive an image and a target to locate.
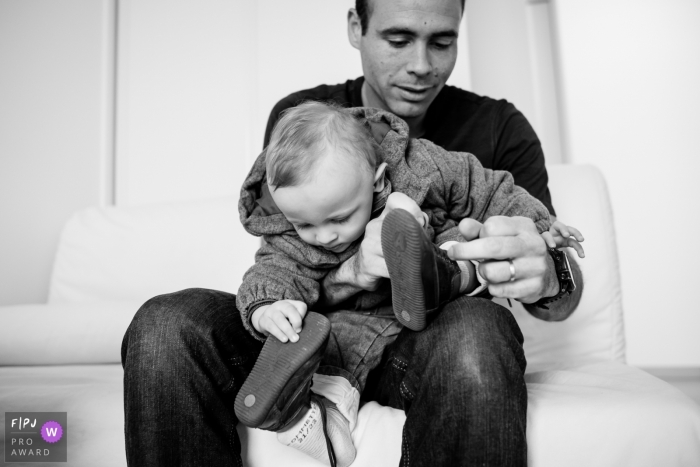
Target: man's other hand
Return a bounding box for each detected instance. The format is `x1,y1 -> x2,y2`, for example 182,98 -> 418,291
448,216 -> 559,304
352,217 -> 389,291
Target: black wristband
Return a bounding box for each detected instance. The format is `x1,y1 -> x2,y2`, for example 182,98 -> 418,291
533,248 -> 576,309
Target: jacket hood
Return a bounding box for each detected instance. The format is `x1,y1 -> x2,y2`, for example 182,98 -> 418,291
238,107 -> 431,238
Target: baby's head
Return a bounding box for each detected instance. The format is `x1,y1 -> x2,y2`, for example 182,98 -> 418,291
266,101 -> 386,253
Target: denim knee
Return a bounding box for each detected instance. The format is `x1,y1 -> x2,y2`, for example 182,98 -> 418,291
121,288 -> 245,367
417,297 -> 526,394
438,296 -> 525,346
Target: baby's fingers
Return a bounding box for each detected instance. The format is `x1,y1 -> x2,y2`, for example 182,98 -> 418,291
567,225 -> 585,242
565,237 -> 586,258
264,322 -> 293,344
541,231 -> 557,249
284,300 -> 307,332
270,312 -> 300,343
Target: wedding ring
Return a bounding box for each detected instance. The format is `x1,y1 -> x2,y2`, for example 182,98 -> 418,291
508,259 -> 516,282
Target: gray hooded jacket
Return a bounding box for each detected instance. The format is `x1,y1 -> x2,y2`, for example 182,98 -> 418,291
237,108 -> 551,340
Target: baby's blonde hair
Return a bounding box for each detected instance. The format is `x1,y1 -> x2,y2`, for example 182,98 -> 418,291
266,101 -> 378,189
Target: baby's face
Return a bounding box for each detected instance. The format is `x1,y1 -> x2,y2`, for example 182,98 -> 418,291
270,153 -> 376,253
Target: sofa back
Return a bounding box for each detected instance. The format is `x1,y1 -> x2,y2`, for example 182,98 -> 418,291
48,165 -> 625,370
48,197 -> 257,304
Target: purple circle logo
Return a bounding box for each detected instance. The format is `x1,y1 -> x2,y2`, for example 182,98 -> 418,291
41,420 -> 63,444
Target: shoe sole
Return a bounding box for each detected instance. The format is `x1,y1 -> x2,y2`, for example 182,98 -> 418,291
382,209 -> 429,331
234,312 -> 331,428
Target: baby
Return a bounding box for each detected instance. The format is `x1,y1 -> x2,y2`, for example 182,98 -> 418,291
234,101 -> 582,467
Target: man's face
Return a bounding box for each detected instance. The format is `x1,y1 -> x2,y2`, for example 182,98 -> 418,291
349,0 -> 462,119
270,154 -> 376,254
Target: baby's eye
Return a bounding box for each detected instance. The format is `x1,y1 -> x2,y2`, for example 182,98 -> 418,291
295,224 -> 310,230
332,217 -> 350,225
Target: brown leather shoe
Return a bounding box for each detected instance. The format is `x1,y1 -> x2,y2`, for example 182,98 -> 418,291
382,209 -> 462,331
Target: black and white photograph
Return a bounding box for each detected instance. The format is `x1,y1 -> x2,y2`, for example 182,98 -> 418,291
1,0 -> 699,466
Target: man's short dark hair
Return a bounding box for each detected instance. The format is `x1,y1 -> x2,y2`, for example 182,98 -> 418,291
356,0 -> 466,34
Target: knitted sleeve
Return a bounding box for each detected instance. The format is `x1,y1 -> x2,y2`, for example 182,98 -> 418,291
236,240 -> 327,341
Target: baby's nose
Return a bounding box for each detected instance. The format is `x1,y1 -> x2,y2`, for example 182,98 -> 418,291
317,229 -> 338,245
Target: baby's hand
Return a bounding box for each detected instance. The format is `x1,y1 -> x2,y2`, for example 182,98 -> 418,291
251,300 -> 307,343
381,192 -> 428,227
541,220 -> 585,258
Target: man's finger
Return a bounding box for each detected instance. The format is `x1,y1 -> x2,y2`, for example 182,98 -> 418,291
449,235 -> 530,261
479,259 -> 519,284
478,216 -> 537,238
457,218 -> 482,242
488,277 -> 542,303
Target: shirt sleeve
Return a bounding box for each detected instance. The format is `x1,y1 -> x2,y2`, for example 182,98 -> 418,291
492,102 -> 556,216
418,140 -> 552,245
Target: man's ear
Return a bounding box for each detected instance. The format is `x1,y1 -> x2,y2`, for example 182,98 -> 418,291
348,8 -> 362,50
373,162 -> 388,193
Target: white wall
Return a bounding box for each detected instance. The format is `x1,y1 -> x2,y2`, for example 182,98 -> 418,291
115,0 -> 258,206
115,0 -> 470,195
466,0 -> 564,164
0,0 -> 115,305
254,0 -> 470,149
551,0 -> 700,366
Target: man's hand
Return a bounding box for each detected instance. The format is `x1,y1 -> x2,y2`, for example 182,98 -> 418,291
251,300 -> 307,343
448,216 -> 558,304
352,217 -> 390,290
318,216 -> 389,306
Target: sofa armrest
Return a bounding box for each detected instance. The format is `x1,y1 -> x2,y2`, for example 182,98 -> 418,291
0,301 -> 141,365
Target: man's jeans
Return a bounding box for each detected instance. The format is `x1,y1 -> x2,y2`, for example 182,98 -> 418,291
122,288 -> 527,466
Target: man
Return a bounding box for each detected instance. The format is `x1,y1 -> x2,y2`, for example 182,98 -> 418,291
265,0 -> 582,320
121,0 -> 582,466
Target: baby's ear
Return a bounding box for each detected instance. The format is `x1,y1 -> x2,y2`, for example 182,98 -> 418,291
373,162 -> 388,193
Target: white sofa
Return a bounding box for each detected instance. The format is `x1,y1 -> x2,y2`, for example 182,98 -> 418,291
1,164 -> 699,466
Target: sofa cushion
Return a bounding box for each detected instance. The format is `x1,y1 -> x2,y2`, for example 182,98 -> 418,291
48,197 -> 259,305
2,363 -> 697,467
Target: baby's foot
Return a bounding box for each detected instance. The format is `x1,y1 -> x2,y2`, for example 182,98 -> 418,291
277,394 -> 356,467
